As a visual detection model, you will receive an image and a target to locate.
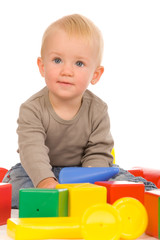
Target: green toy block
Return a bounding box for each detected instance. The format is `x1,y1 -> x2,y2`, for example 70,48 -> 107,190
58,189 -> 68,217
19,188 -> 68,218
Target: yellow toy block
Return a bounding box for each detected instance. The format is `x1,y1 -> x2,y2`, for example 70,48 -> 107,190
111,148 -> 115,164
7,203 -> 122,240
7,217 -> 82,240
56,183 -> 106,217
7,198 -> 147,240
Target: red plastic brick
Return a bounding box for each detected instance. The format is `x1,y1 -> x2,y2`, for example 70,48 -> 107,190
0,183 -> 12,225
0,167 -> 8,182
144,190 -> 160,238
95,181 -> 144,204
128,167 -> 160,188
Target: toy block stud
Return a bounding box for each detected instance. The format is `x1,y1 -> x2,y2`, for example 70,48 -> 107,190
59,167 -> 119,184
0,183 -> 12,225
19,188 -> 68,218
56,183 -> 106,217
95,181 -> 145,204
144,189 -> 160,238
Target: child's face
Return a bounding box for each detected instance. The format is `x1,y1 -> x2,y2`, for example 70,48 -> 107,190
38,29 -> 103,102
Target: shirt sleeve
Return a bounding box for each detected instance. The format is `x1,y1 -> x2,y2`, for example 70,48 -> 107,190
81,105 -> 114,167
17,102 -> 55,187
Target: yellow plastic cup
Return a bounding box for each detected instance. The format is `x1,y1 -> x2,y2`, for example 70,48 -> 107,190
113,197 -> 148,239
81,203 -> 122,240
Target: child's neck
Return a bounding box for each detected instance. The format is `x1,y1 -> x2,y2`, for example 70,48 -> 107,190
49,92 -> 82,121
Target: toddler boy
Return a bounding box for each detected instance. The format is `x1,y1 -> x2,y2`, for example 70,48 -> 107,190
3,14 -> 157,208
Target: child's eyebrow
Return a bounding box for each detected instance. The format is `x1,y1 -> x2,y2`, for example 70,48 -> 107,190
75,56 -> 89,62
49,51 -> 62,56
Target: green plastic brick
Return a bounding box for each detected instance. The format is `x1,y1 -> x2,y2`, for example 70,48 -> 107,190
19,188 -> 59,218
58,189 -> 68,217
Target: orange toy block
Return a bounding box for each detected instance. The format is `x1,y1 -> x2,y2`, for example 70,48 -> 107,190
0,183 -> 12,225
95,181 -> 145,204
144,189 -> 160,238
56,183 -> 106,217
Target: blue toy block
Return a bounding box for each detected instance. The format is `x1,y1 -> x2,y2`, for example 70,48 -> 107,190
59,167 -> 119,184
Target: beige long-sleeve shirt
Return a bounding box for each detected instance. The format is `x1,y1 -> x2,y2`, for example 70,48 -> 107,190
17,87 -> 114,187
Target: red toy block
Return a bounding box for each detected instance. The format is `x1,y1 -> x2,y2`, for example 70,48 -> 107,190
128,167 -> 160,188
144,189 -> 160,238
0,167 -> 8,182
0,183 -> 12,225
128,168 -> 144,178
95,181 -> 145,204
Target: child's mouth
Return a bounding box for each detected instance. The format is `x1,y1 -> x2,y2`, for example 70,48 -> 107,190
57,81 -> 73,86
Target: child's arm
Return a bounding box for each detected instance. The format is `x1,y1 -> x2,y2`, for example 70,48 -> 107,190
81,105 -> 114,167
17,100 -> 56,188
37,177 -> 59,188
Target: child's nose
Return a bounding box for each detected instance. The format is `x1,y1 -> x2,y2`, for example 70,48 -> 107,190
61,63 -> 73,77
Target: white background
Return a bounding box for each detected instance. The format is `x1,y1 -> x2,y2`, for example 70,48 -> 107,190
0,0 -> 159,170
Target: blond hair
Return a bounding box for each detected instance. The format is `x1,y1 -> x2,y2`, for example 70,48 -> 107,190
41,14 -> 104,66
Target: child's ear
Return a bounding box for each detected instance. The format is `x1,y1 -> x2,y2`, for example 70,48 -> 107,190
37,57 -> 45,77
91,66 -> 104,85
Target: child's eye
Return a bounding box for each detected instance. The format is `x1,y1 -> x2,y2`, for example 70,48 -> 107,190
53,58 -> 62,64
75,61 -> 84,67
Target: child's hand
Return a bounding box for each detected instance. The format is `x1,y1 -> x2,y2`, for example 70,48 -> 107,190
36,177 -> 59,189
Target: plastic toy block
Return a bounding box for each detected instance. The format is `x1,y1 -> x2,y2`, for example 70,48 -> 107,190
111,148 -> 115,164
58,189 -> 68,217
7,217 -> 82,240
144,189 -> 160,238
19,188 -> 68,218
59,167 -> 119,184
56,183 -> 106,217
7,200 -> 146,240
0,183 -> 12,225
0,167 -> 8,182
128,167 -> 160,188
142,168 -> 160,187
113,197 -> 148,239
95,181 -> 145,204
128,168 -> 144,177
7,204 -> 122,240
